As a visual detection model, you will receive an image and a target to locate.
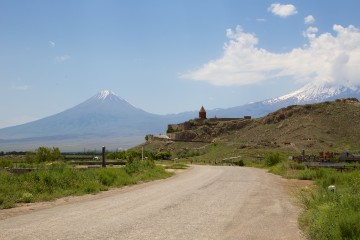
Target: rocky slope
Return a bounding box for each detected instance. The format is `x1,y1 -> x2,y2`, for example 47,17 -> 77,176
144,98 -> 360,155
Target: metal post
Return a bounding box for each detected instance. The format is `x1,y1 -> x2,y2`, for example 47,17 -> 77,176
102,146 -> 106,168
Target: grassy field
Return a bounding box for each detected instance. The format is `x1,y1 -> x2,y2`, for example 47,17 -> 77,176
261,154 -> 360,240
297,169 -> 360,240
0,160 -> 173,209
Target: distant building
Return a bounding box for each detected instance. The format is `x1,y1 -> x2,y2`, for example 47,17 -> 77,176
199,106 -> 206,119
165,106 -> 252,142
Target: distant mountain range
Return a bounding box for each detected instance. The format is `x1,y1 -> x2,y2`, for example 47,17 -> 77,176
204,82 -> 360,119
1,83 -> 360,152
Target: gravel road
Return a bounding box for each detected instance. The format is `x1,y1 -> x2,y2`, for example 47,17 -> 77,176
0,166 -> 305,240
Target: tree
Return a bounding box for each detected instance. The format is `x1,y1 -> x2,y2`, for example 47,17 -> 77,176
34,146 -> 63,162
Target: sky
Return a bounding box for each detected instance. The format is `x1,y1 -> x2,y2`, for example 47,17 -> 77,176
1,0 -> 360,128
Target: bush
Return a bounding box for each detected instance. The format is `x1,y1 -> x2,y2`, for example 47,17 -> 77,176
155,151 -> 171,160
124,160 -> 142,175
167,125 -> 175,133
234,160 -> 245,166
265,152 -> 283,166
0,159 -> 12,168
21,192 -> 34,203
269,161 -> 287,175
27,146 -> 63,162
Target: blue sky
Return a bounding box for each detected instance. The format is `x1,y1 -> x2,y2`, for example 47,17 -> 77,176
1,0 -> 360,128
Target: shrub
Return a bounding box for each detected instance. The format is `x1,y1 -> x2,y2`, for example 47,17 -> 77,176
29,146 -> 64,162
234,160 -> 245,166
0,159 -> 12,168
265,152 -> 283,166
269,161 -> 287,175
155,151 -> 171,160
124,160 -> 142,175
167,125 -> 175,133
21,192 -> 34,203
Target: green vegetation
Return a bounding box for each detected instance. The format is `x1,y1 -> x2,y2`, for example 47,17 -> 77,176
166,125 -> 175,133
265,152 -> 284,166
107,149 -> 172,161
297,169 -> 360,240
107,149 -> 153,160
0,160 -> 172,209
164,162 -> 188,170
263,159 -> 360,240
155,151 -> 171,160
26,146 -> 63,162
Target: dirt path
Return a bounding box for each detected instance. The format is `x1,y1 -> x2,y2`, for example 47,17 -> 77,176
0,166 -> 307,240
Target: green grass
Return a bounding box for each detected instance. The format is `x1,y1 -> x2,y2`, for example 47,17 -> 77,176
265,159 -> 360,240
297,169 -> 360,240
164,162 -> 188,169
0,160 -> 173,209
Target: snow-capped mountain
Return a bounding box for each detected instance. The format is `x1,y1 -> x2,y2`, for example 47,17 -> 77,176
264,82 -> 360,105
0,90 -> 170,151
201,83 -> 360,119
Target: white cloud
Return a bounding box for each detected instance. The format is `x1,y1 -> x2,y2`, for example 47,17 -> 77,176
268,3 -> 298,17
304,15 -> 315,25
56,54 -> 71,62
303,26 -> 319,39
182,24 -> 360,88
49,40 -> 56,48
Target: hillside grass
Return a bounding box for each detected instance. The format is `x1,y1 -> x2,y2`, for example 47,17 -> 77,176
0,160 -> 173,209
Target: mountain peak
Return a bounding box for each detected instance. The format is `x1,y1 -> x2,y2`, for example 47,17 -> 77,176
264,82 -> 360,105
96,90 -> 116,100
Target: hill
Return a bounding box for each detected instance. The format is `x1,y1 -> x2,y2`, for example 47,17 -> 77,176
140,99 -> 360,159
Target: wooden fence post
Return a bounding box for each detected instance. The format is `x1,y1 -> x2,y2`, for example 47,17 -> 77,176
102,146 -> 106,168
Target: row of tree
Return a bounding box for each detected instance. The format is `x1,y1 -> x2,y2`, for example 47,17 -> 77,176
2,146 -> 171,163
107,149 -> 171,161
